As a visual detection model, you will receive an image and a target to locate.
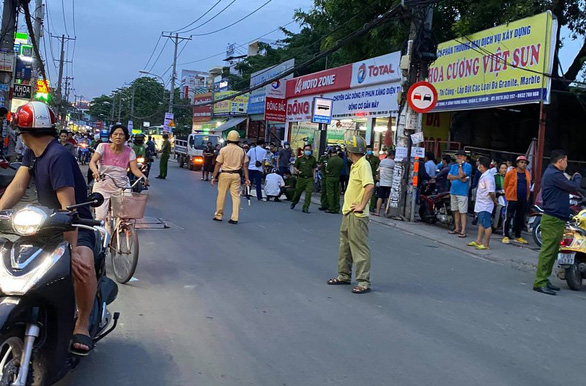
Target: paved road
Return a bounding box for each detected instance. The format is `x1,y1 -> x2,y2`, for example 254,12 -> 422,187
58,161 -> 585,386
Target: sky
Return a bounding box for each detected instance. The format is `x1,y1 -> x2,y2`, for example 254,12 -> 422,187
43,0 -> 312,100
40,0 -> 585,100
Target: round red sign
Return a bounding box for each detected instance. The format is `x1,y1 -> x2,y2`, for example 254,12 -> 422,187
407,81 -> 438,113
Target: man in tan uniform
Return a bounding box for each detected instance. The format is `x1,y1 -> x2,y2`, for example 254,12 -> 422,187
211,130 -> 250,224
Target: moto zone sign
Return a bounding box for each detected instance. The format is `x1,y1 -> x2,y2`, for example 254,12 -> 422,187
286,65 -> 351,98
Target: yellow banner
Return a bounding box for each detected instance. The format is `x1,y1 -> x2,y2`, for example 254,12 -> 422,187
429,12 -> 557,111
213,91 -> 249,116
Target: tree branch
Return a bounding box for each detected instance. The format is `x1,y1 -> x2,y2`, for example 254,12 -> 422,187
563,37 -> 586,82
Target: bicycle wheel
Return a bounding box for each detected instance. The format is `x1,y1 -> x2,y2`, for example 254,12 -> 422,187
111,222 -> 139,284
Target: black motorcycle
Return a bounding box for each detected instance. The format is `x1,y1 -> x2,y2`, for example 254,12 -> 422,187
0,193 -> 120,386
129,156 -> 149,193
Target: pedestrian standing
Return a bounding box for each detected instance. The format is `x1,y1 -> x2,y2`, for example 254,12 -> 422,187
202,141 -> 214,181
533,150 -> 582,295
493,162 -> 507,229
211,130 -> 250,224
365,145 -> 380,212
247,139 -> 267,201
290,144 -> 317,213
156,133 -> 171,179
325,147 -> 344,214
327,135 -> 374,294
59,130 -> 77,157
374,149 -> 395,216
468,157 -> 497,250
502,155 -> 531,244
277,141 -> 292,175
448,150 -> 472,238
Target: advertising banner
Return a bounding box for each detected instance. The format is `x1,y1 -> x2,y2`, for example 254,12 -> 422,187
329,84 -> 401,119
429,11 -> 557,111
193,93 -> 212,122
181,70 -> 208,101
13,84 -> 31,99
247,59 -> 295,115
163,112 -> 174,132
214,91 -> 249,116
264,97 -> 286,122
286,64 -> 352,98
286,95 -> 314,122
350,51 -> 401,88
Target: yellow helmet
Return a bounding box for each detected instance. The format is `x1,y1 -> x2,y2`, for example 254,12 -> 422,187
573,209 -> 586,230
345,135 -> 366,154
227,130 -> 240,142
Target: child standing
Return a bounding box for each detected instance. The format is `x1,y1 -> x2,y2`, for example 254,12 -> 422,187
468,157 -> 498,250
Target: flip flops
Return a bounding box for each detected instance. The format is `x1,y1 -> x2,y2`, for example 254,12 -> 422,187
69,334 -> 95,357
327,278 -> 351,285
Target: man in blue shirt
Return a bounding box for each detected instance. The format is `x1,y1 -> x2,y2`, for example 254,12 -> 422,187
448,150 -> 472,237
0,102 -> 97,355
533,150 -> 582,295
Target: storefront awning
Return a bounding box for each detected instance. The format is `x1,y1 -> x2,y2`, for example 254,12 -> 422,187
214,117 -> 247,132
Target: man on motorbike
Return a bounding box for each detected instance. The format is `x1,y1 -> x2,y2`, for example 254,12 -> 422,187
0,101 -> 97,356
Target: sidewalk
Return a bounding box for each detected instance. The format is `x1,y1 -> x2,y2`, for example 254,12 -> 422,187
308,195 -> 540,272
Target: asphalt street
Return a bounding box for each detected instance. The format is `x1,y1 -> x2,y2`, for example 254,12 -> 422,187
58,160 -> 586,386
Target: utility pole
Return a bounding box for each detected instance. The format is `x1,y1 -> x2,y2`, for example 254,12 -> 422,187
32,0 -> 44,82
130,84 -> 135,117
0,0 -> 18,112
52,34 -> 74,120
162,32 -> 191,113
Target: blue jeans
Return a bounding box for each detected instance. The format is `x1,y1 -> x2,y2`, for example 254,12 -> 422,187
249,170 -> 263,200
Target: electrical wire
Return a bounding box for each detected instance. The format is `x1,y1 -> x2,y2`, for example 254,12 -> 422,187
60,0 -> 70,36
71,0 -> 77,36
192,0 -> 272,37
144,35 -> 162,70
178,0 -> 237,34
172,0 -> 223,33
147,38 -> 169,73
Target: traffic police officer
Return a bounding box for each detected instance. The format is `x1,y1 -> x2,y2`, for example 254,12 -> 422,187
290,144 -> 317,213
325,147 -> 344,214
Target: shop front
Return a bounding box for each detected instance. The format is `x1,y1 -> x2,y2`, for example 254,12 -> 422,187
285,52 -> 401,155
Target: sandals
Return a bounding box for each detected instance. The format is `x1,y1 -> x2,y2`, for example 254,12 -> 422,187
352,286 -> 371,294
327,278 -> 351,285
69,334 -> 95,357
458,233 -> 467,238
448,230 -> 460,235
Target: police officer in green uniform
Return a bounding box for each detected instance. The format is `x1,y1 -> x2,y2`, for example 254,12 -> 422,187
290,144 -> 317,213
283,170 -> 297,201
318,151 -> 329,211
325,147 -> 344,214
365,145 -> 380,211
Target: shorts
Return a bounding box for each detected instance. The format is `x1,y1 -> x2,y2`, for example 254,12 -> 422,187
476,211 -> 493,229
77,228 -> 96,251
377,186 -> 391,199
450,194 -> 468,213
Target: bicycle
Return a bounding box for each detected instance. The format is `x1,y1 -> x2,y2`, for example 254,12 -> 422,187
98,173 -> 148,284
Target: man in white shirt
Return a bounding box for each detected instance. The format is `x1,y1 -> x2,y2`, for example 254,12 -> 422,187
246,139 -> 268,201
468,156 -> 498,250
264,169 -> 285,202
374,149 -> 395,216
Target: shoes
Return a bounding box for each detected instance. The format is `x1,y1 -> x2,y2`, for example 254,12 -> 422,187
261,198 -> 267,202
228,220 -> 238,225
318,207 -> 328,211
290,203 -> 296,210
201,177 -> 204,180
514,237 -> 529,244
547,281 -> 561,291
302,208 -> 310,214
212,218 -> 222,222
533,286 -> 556,296
502,237 -> 510,244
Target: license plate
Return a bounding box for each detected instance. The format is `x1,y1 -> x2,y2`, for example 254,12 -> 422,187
557,253 -> 575,265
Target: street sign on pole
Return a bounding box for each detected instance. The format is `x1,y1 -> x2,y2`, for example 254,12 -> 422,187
407,81 -> 438,113
311,97 -> 333,125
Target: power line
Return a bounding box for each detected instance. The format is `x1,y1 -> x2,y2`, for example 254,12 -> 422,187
172,0 -> 224,33
192,0 -> 272,37
60,0 -> 70,35
144,35 -> 162,69
148,38 -> 169,73
178,0 -> 237,34
71,0 -> 77,36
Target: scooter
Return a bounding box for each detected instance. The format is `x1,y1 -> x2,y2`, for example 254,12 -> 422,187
557,207 -> 586,291
0,193 -> 120,385
528,193 -> 585,247
418,183 -> 454,226
78,141 -> 90,165
129,156 -> 149,193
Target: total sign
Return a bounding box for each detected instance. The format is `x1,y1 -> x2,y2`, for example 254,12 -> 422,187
351,51 -> 401,88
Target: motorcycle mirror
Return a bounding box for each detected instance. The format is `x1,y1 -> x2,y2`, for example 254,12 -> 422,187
87,193 -> 105,207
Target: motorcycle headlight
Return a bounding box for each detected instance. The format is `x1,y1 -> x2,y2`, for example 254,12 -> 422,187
12,207 -> 47,236
137,157 -> 145,164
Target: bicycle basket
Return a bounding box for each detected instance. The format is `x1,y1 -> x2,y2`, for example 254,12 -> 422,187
111,191 -> 148,219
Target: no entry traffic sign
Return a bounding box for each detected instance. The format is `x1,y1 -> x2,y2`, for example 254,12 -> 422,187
407,81 -> 438,113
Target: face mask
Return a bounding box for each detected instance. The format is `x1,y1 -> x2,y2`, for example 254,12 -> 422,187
285,145 -> 289,149
304,150 -> 312,156
366,151 -> 373,156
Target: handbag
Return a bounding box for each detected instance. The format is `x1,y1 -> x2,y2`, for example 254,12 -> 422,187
252,148 -> 262,168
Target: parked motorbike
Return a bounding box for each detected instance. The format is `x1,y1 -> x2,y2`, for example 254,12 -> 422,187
528,193 -> 585,247
557,207 -> 586,291
419,183 -> 454,226
0,193 -> 120,385
77,141 -> 90,165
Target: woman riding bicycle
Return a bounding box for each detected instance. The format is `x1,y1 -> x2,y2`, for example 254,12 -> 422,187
89,124 -> 148,221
